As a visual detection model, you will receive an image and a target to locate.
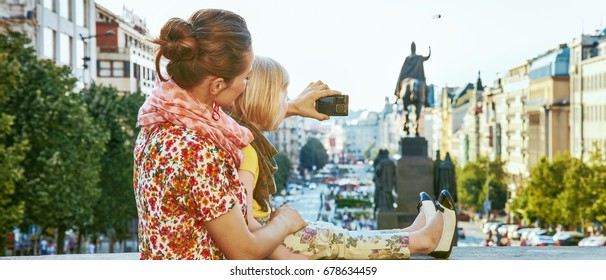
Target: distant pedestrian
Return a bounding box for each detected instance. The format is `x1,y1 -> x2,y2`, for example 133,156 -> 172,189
67,237 -> 76,254
88,242 -> 96,254
47,241 -> 55,255
40,239 -> 48,255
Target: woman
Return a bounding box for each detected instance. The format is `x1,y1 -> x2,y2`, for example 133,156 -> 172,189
228,55 -> 457,259
133,9 -> 307,260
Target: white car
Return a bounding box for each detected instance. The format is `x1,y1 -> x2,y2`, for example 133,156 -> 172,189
578,235 -> 606,246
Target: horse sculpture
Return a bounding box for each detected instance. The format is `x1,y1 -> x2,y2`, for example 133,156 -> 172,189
393,42 -> 431,137
396,78 -> 426,136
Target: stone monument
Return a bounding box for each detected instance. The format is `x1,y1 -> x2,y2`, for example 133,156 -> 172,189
377,41 -> 435,229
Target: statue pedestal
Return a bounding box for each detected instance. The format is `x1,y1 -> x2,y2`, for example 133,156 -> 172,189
377,137 -> 434,229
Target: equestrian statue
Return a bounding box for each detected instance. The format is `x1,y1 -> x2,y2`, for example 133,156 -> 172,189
394,42 -> 431,137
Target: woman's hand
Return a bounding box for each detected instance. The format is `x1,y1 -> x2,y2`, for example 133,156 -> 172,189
270,204 -> 308,233
286,81 -> 342,121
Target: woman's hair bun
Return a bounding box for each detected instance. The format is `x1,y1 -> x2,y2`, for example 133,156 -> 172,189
157,18 -> 198,62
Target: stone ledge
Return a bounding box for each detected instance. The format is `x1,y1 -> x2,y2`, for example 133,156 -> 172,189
2,247 -> 605,260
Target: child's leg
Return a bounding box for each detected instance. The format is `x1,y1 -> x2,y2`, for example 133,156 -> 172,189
282,221 -> 411,260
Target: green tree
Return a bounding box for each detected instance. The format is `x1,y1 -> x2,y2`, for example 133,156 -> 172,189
456,157 -> 508,213
0,31 -> 109,254
514,154 -> 581,227
299,137 -> 328,172
512,148 -> 606,231
80,84 -> 145,252
363,142 -> 377,161
274,153 -> 293,195
585,144 -> 606,228
558,156 -> 592,229
0,33 -> 29,256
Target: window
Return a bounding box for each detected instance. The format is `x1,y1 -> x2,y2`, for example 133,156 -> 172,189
59,0 -> 71,21
133,63 -> 140,79
99,61 -> 111,77
98,60 -> 127,77
43,28 -> 55,60
113,61 -> 124,77
59,33 -> 72,65
75,0 -> 86,26
43,0 -> 54,11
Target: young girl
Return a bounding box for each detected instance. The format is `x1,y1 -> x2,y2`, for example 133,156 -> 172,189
134,9 -> 307,260
228,56 -> 457,259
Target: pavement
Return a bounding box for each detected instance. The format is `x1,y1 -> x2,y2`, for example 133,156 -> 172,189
3,246 -> 606,260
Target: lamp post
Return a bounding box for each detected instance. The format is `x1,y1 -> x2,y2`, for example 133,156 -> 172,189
79,29 -> 115,42
483,153 -> 495,221
79,30 -> 115,86
484,159 -> 490,221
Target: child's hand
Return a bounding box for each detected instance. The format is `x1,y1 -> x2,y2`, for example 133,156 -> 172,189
287,81 -> 341,121
271,204 -> 308,233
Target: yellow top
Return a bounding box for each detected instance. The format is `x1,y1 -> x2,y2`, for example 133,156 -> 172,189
240,144 -> 270,219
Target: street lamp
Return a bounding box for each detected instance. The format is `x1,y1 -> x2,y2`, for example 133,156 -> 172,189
484,153 -> 495,221
79,30 -> 115,42
79,30 -> 115,85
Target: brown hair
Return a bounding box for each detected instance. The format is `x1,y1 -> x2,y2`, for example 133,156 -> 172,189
152,9 -> 252,90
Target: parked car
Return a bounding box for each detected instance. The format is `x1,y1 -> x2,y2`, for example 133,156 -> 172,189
457,212 -> 471,222
285,183 -> 302,195
578,235 -> 606,246
511,226 -> 532,240
553,231 -> 585,246
482,222 -> 502,234
518,228 -> 542,245
526,230 -> 557,246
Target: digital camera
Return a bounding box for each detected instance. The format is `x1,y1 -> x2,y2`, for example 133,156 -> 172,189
315,95 -> 349,116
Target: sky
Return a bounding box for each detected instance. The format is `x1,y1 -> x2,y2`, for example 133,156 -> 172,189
96,0 -> 606,112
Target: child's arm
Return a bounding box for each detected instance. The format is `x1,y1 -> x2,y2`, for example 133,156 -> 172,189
238,170 -> 312,260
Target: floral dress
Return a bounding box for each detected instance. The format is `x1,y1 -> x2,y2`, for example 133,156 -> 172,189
133,123 -> 246,260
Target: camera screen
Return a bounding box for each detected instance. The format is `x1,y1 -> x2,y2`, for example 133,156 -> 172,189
318,97 -> 334,103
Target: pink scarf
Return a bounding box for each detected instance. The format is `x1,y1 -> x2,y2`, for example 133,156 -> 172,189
137,78 -> 253,168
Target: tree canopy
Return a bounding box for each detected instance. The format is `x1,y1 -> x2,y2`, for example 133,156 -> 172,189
274,153 -> 293,195
1,31 -> 108,254
0,31 -> 29,256
80,83 -> 145,251
299,137 -> 328,172
456,156 -> 508,213
512,150 -> 606,229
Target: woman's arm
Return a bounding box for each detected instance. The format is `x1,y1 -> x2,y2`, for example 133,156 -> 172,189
205,200 -> 306,260
238,170 -> 311,260
286,81 -> 342,121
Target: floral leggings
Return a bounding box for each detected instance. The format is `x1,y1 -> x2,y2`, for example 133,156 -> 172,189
281,221 -> 411,260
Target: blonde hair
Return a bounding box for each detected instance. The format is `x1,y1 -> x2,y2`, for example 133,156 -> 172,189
152,9 -> 252,90
230,56 -> 289,131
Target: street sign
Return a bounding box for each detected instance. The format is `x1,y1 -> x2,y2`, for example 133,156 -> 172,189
483,199 -> 492,212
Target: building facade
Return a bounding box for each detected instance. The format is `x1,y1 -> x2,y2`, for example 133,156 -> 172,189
500,63 -> 530,175
526,45 -> 571,168
264,116 -> 305,171
1,0 -> 97,88
481,78 -> 504,161
570,32 -> 606,160
95,4 -> 156,94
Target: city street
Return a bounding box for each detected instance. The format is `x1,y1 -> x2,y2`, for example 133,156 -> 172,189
284,183 -> 329,222
457,221 -> 485,246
